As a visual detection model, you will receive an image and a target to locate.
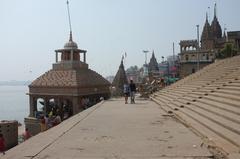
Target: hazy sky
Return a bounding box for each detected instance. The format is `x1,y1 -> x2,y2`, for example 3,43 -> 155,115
0,0 -> 239,81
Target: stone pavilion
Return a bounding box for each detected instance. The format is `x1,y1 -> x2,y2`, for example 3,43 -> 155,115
25,32 -> 111,135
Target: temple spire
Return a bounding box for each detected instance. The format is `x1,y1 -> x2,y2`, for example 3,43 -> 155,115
206,12 -> 208,22
214,3 -> 217,18
66,0 -> 73,41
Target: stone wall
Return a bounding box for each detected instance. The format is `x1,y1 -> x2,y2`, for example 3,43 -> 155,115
179,62 -> 210,78
0,120 -> 18,150
24,117 -> 41,136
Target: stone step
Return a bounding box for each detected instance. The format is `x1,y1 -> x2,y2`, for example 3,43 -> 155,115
217,89 -> 240,96
211,92 -> 240,102
155,94 -> 173,102
159,92 -> 179,101
153,95 -> 170,105
170,99 -> 240,134
168,97 -> 240,121
166,101 -> 240,148
197,98 -> 240,116
165,91 -> 182,98
150,97 -> 172,113
223,85 -> 240,91
205,95 -> 240,109
225,82 -> 240,87
192,102 -> 240,124
166,88 -> 191,94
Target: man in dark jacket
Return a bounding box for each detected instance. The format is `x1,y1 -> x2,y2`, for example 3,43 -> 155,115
129,80 -> 136,103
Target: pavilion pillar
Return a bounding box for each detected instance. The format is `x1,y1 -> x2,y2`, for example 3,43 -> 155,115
55,51 -> 58,63
72,97 -> 79,115
43,97 -> 48,116
83,52 -> 86,63
57,98 -> 63,120
29,96 -> 35,117
70,50 -> 73,61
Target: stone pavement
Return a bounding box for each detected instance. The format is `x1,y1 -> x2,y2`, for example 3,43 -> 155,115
2,98 -> 212,159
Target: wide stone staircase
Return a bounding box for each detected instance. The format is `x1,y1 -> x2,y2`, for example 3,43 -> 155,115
150,55 -> 240,158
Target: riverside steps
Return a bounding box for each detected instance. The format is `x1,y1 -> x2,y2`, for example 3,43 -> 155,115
2,98 -> 212,159
151,55 -> 240,159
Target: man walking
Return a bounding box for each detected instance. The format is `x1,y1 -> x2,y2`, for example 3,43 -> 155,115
129,80 -> 136,104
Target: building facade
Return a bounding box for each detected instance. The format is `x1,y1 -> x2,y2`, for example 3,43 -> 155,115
179,3 -> 235,78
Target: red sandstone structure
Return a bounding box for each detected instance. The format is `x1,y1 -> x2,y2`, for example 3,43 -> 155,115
25,32 -> 110,135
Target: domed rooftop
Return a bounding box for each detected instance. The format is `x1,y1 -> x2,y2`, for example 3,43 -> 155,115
30,68 -> 110,88
64,41 -> 78,49
64,31 -> 78,49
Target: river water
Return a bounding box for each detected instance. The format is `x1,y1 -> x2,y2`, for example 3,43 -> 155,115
0,86 -> 28,124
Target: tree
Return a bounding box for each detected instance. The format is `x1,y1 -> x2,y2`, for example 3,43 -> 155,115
217,43 -> 237,59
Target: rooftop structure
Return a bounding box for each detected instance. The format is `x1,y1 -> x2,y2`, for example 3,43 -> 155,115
112,59 -> 128,96
26,31 -> 110,135
148,51 -> 159,74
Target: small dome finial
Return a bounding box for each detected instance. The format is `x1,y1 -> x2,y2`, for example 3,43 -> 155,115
69,31 -> 73,41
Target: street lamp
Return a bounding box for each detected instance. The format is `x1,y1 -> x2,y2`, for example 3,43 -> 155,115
143,50 -> 149,65
196,24 -> 200,71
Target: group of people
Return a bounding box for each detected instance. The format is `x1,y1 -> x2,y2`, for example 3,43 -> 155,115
81,97 -> 90,109
123,80 -> 136,104
40,113 -> 62,132
22,128 -> 32,141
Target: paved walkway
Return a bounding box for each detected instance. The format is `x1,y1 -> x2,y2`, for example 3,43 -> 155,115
3,98 -> 212,159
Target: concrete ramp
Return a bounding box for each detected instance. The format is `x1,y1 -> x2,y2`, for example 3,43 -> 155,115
2,99 -> 211,159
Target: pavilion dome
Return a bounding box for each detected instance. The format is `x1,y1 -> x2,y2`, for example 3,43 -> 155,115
64,40 -> 78,49
64,31 -> 78,49
30,68 -> 110,88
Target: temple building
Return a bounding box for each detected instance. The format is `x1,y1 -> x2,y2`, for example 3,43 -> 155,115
148,51 -> 160,80
148,51 -> 159,74
25,32 -> 111,135
112,59 -> 128,96
179,3 -> 239,78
